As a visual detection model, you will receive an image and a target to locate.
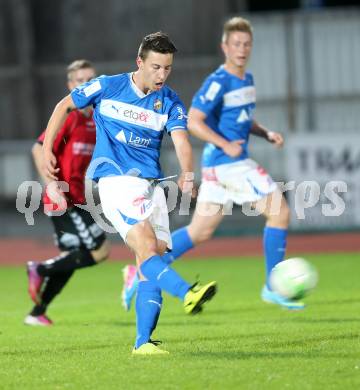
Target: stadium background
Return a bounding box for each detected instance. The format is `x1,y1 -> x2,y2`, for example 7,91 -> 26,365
0,0 -> 359,254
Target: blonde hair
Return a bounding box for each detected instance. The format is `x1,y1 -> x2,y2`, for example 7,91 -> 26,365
222,17 -> 253,43
67,59 -> 94,81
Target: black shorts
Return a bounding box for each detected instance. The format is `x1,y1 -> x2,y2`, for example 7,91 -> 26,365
50,206 -> 106,252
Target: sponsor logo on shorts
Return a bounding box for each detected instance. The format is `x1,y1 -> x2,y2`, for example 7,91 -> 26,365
132,195 -> 152,214
132,196 -> 146,207
140,200 -> 153,215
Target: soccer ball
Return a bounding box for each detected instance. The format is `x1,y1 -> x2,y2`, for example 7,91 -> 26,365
269,257 -> 318,300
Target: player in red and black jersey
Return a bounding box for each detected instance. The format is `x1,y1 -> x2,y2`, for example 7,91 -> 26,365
25,60 -> 110,326
37,108 -> 97,208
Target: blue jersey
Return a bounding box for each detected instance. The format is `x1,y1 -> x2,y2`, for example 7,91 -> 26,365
71,73 -> 187,180
191,65 -> 256,167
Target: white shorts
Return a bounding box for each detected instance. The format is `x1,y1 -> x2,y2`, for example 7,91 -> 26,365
197,159 -> 278,205
98,176 -> 172,248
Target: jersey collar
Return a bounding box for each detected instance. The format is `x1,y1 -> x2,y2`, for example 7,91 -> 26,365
128,72 -> 152,98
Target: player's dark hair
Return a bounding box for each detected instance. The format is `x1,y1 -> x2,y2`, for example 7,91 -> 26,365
138,32 -> 178,60
67,59 -> 95,80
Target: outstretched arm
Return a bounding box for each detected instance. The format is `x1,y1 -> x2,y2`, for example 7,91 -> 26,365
42,94 -> 76,180
171,130 -> 196,197
250,120 -> 284,147
188,107 -> 244,158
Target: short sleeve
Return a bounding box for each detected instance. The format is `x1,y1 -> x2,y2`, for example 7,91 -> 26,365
71,75 -> 108,109
166,99 -> 188,133
191,76 -> 225,116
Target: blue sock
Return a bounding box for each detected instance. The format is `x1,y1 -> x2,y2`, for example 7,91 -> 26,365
140,255 -> 191,300
162,227 -> 194,264
135,280 -> 162,349
131,227 -> 194,290
264,226 -> 288,288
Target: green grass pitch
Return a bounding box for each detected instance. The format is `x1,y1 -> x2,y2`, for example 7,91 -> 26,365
1,253 -> 360,389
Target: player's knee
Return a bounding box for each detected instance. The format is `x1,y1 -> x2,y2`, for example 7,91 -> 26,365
157,240 -> 168,256
279,202 -> 291,226
138,239 -> 158,259
135,234 -> 158,259
91,240 -> 110,263
200,229 -> 213,243
189,225 -> 213,245
268,202 -> 290,228
127,221 -> 158,260
143,231 -> 158,251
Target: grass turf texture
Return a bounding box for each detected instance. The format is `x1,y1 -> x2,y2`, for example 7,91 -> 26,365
1,253 -> 360,390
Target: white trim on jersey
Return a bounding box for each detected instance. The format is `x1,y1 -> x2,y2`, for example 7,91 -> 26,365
223,86 -> 256,107
169,126 -> 187,131
128,73 -> 148,98
100,99 -> 169,132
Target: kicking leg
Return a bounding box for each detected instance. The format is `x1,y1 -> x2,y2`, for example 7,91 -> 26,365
127,221 -> 192,301
123,202 -> 223,311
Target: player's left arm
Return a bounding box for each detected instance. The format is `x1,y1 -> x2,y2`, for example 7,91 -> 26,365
250,120 -> 284,148
171,130 -> 195,197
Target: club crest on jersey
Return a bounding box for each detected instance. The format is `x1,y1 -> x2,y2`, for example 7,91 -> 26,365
153,99 -> 162,111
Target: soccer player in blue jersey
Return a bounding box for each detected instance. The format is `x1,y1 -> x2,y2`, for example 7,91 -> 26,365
123,17 -> 305,311
42,32 -> 217,355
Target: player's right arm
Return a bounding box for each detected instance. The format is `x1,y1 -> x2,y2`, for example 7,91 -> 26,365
42,94 -> 76,180
188,108 -> 244,158
188,77 -> 244,158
